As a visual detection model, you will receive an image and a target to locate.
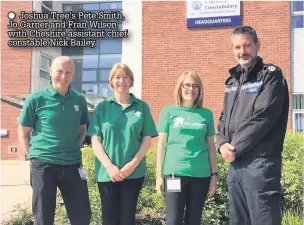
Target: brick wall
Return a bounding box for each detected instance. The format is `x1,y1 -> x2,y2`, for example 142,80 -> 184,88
0,1 -> 292,159
1,1 -> 32,160
142,1 -> 292,146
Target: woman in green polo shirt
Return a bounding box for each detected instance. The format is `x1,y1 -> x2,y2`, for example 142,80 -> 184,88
87,63 -> 158,225
156,71 -> 217,225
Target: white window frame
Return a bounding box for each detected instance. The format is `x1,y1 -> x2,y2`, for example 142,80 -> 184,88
40,1 -> 53,11
291,1 -> 304,30
40,53 -> 52,80
292,93 -> 304,132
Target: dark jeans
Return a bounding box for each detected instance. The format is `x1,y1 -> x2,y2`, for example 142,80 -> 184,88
228,157 -> 283,225
97,177 -> 144,225
30,158 -> 91,225
164,176 -> 211,225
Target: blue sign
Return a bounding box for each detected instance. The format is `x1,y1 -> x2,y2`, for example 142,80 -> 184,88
187,1 -> 241,28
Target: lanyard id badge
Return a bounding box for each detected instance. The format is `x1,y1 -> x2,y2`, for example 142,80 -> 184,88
166,173 -> 181,192
78,167 -> 88,180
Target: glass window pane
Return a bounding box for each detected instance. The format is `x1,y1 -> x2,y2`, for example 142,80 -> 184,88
295,113 -> 304,132
83,4 -> 99,11
293,95 -> 304,109
293,1 -> 304,12
63,4 -> 83,12
83,55 -> 99,68
99,83 -> 112,96
292,15 -> 304,28
100,2 -> 122,10
41,56 -> 51,70
40,70 -> 49,79
42,1 -> 52,9
73,69 -> 82,83
82,83 -> 98,94
100,69 -> 111,81
100,39 -> 122,54
83,40 -> 100,55
117,2 -> 122,9
82,70 -> 97,82
63,5 -> 72,11
99,54 -> 121,68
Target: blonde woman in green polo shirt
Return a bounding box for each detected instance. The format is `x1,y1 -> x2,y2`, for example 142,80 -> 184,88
156,71 -> 217,225
87,63 -> 158,225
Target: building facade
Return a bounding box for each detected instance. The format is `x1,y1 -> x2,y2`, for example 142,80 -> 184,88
1,1 -> 303,160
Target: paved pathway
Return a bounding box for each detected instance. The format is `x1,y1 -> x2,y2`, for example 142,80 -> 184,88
0,160 -> 32,222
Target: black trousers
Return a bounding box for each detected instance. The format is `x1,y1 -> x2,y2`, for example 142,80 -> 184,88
164,176 -> 211,225
97,177 -> 144,225
30,158 -> 91,225
228,157 -> 283,225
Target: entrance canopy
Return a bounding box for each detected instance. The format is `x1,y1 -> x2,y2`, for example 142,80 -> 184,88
1,94 -> 106,112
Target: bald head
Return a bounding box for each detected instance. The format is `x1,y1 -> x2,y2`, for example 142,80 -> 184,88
49,56 -> 75,95
51,56 -> 75,69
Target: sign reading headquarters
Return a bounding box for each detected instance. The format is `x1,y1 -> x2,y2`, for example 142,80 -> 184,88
187,0 -> 240,28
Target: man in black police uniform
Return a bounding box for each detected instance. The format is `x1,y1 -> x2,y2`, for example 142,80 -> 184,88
217,25 -> 289,225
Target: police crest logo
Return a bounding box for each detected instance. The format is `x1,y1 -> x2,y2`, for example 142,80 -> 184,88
74,105 -> 79,112
192,1 -> 202,10
268,66 -> 276,72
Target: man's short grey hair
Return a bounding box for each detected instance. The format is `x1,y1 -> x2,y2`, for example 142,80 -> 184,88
231,25 -> 259,44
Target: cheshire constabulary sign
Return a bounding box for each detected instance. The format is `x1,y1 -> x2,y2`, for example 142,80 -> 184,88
187,0 -> 241,28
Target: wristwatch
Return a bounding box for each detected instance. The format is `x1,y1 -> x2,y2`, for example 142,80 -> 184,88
211,172 -> 218,176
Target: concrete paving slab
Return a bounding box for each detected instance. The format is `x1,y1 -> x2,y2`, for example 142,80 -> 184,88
0,160 -> 32,223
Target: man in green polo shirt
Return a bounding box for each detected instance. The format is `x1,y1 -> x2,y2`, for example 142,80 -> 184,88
18,56 -> 91,225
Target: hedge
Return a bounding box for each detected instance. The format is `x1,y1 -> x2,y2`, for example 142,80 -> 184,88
4,133 -> 304,225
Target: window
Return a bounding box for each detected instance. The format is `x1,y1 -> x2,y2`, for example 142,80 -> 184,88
42,1 -> 52,9
293,1 -> 304,12
40,55 -> 51,80
292,94 -> 304,132
62,2 -> 123,97
292,1 -> 304,28
41,1 -> 53,14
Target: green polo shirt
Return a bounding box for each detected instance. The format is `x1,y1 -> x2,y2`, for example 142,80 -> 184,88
158,104 -> 215,177
18,83 -> 89,165
87,94 -> 158,182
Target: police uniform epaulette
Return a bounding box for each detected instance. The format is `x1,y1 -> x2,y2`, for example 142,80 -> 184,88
264,64 -> 281,73
225,76 -> 233,85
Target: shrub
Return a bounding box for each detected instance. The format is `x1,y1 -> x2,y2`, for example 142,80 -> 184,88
54,133 -> 304,224
4,133 -> 303,225
55,145 -> 101,225
136,148 -> 165,224
281,133 -> 304,212
202,155 -> 229,224
282,210 -> 304,225
2,204 -> 33,225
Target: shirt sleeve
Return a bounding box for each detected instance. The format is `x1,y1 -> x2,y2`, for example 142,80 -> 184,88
216,110 -> 230,148
18,95 -> 36,128
80,96 -> 89,125
216,77 -> 232,150
142,102 -> 158,137
158,107 -> 170,134
207,110 -> 216,136
87,103 -> 102,137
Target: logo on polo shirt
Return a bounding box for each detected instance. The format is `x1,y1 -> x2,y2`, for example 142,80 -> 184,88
74,105 -> 79,112
135,111 -> 142,118
173,117 -> 184,128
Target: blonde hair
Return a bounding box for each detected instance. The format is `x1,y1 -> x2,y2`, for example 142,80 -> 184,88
109,63 -> 134,89
174,71 -> 204,108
